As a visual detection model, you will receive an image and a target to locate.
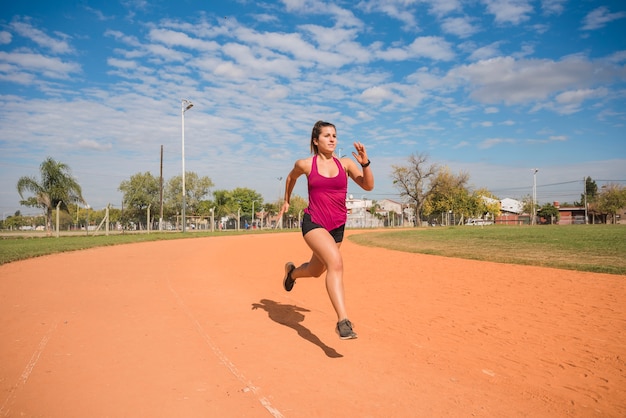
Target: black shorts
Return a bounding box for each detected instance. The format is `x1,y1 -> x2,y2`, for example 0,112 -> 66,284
301,212 -> 345,243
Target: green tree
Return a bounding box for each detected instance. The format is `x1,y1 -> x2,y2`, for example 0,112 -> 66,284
391,152 -> 439,226
472,188 -> 501,219
17,157 -> 85,234
577,176 -> 598,206
521,194 -> 538,220
597,183 -> 626,224
3,213 -> 26,230
165,172 -> 214,217
53,207 -> 75,230
118,172 -> 160,228
423,167 -> 470,224
287,195 -> 307,217
211,189 -> 238,219
231,187 -> 264,222
537,203 -> 560,224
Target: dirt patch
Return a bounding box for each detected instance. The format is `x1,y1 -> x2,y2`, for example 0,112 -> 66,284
1,231 -> 624,417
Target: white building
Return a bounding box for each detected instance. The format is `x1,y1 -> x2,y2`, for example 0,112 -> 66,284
500,197 -> 524,214
377,198 -> 414,226
345,195 -> 384,228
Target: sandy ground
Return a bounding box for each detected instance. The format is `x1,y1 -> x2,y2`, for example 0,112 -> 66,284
0,231 -> 624,417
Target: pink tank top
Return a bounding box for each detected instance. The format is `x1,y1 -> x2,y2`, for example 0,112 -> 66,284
304,155 -> 348,231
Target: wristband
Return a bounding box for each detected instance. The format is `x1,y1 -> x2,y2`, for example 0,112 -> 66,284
360,159 -> 371,168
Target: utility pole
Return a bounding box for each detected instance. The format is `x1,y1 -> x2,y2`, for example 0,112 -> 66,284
583,177 -> 587,225
532,168 -> 539,225
160,145 -> 164,231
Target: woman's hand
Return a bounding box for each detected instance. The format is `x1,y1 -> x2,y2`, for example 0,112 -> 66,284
277,201 -> 290,221
351,142 -> 369,166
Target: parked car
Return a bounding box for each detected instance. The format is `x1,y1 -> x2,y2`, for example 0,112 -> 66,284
465,218 -> 493,226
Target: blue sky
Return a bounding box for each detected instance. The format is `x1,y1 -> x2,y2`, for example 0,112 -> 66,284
1,0 -> 625,217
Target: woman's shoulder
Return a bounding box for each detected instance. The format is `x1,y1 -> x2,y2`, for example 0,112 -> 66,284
294,156 -> 313,174
339,156 -> 356,172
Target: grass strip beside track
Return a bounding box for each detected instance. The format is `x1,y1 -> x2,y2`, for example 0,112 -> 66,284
0,230 -> 272,266
348,224 -> 625,275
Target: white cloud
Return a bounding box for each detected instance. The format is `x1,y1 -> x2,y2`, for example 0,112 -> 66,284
360,85 -> 394,103
479,138 -> 516,149
606,50 -> 626,64
9,19 -> 73,54
468,42 -> 502,61
78,139 -> 113,151
0,51 -> 81,80
582,6 -> 626,30
252,13 -> 279,24
408,36 -> 455,61
441,16 -> 479,38
373,36 -> 456,62
107,57 -> 138,70
541,0 -> 567,16
281,0 -> 308,11
0,31 -> 12,44
105,29 -> 141,47
145,43 -> 189,62
555,87 -> 608,104
447,55 -> 618,107
426,0 -> 463,16
358,0 -> 419,27
406,67 -> 448,91
148,28 -> 219,52
551,87 -> 609,114
212,61 -> 248,79
482,0 -> 534,25
281,0 -> 362,28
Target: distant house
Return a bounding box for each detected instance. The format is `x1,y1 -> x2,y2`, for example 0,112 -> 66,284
377,198 -> 402,214
555,202 -> 586,225
377,198 -> 413,227
494,197 -> 529,225
500,198 -> 524,214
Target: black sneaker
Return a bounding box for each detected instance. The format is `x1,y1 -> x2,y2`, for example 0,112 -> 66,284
336,319 -> 358,340
283,262 -> 296,291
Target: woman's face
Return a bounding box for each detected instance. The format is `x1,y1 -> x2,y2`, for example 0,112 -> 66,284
315,126 -> 337,154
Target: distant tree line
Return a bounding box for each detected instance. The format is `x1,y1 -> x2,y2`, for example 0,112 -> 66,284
8,156 -> 626,232
10,157 -> 308,232
390,153 -> 626,226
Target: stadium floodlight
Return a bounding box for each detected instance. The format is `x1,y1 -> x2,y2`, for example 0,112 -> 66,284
181,99 -> 194,233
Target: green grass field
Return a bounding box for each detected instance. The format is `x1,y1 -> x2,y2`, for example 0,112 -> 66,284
0,230 -> 257,266
1,225 -> 624,275
349,224 -> 626,275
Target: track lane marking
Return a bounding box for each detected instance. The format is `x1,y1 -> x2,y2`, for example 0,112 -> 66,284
167,280 -> 283,418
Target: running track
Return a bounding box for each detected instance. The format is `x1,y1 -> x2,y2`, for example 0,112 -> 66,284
1,232 -> 624,417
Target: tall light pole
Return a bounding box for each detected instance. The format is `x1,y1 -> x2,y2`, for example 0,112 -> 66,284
181,99 -> 193,232
252,200 -> 259,228
277,177 -> 283,228
532,168 -> 539,225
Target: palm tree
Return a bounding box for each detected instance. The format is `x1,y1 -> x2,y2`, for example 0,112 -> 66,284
17,157 -> 85,234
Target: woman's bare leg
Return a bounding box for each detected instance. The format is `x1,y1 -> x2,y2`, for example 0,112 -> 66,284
292,228 -> 347,321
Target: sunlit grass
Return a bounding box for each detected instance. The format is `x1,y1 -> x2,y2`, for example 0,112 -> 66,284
349,224 -> 626,275
0,229 -> 276,265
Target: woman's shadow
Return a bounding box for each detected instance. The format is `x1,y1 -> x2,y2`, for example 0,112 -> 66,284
252,299 -> 343,358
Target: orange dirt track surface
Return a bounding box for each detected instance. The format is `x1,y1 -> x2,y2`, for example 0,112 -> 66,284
1,231 -> 624,417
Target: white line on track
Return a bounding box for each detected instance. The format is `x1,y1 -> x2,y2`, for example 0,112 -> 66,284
0,321 -> 58,417
167,280 -> 284,418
